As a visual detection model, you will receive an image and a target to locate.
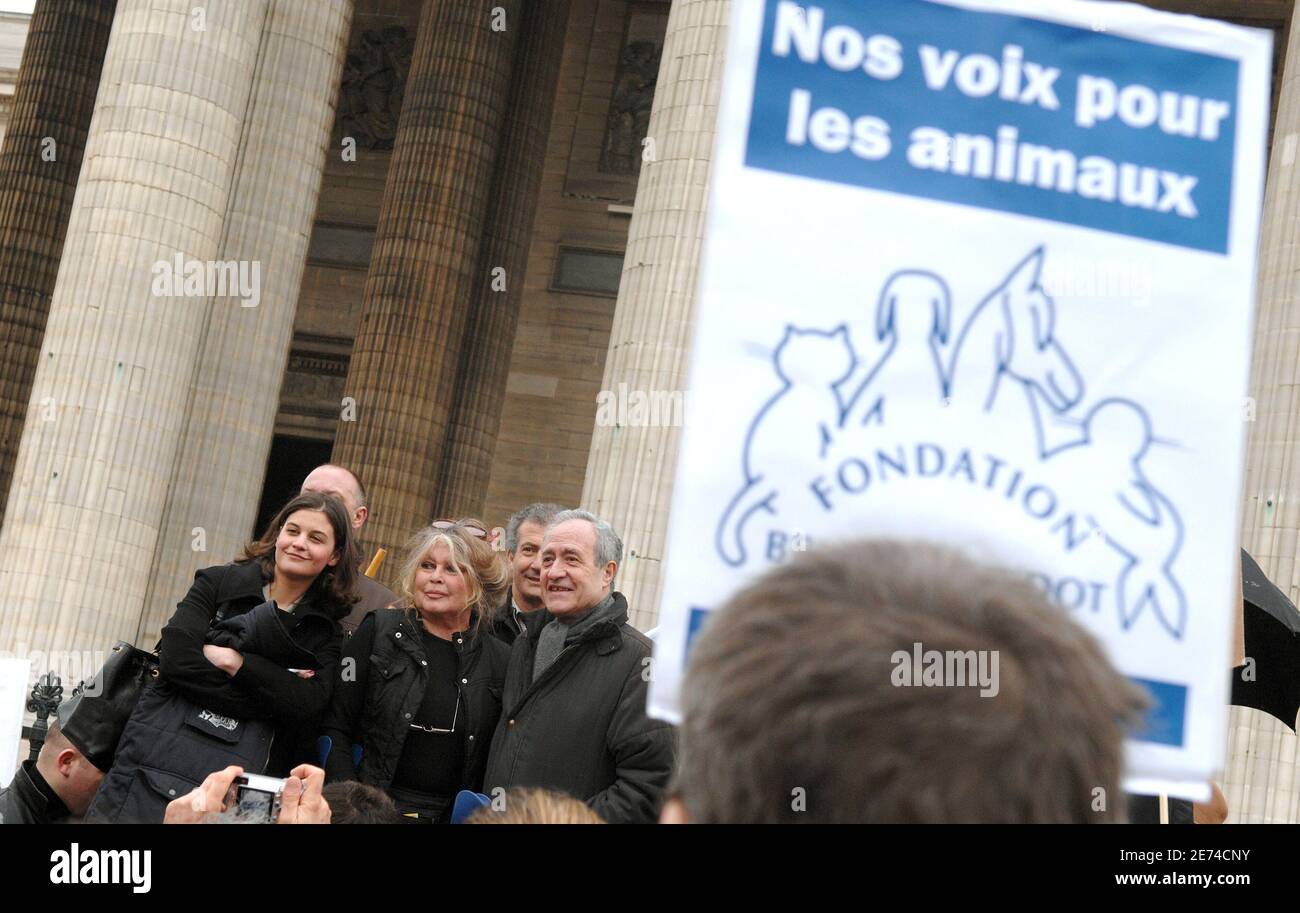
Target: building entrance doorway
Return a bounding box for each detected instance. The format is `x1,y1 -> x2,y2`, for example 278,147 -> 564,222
254,435 -> 335,537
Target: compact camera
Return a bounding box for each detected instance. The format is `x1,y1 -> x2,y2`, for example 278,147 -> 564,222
225,773 -> 286,823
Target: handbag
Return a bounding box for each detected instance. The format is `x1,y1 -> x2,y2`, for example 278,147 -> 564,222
65,641 -> 160,772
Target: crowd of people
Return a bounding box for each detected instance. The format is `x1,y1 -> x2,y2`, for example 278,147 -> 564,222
0,462 -> 1225,824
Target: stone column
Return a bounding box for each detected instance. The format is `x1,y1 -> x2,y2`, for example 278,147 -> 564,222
579,0 -> 729,632
435,0 -> 570,519
1224,9 -> 1300,824
0,0 -> 116,527
0,0 -> 269,660
136,0 -> 354,645
332,0 -> 521,557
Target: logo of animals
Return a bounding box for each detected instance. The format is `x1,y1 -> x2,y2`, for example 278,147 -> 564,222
715,247 -> 1187,640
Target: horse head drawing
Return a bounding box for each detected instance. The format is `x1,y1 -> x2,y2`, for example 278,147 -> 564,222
990,247 -> 1084,411
947,247 -> 1084,415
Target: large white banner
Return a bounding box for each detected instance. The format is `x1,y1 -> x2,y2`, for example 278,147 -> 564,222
0,658 -> 32,787
649,0 -> 1271,798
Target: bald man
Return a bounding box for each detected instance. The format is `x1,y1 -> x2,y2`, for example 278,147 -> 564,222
1,712 -> 105,824
301,464 -> 398,635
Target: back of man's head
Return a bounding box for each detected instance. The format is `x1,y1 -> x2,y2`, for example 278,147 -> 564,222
36,721 -> 72,764
36,721 -> 104,817
321,781 -> 402,824
673,539 -> 1146,823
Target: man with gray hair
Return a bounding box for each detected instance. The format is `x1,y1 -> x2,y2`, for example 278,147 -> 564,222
491,502 -> 565,645
483,510 -> 675,823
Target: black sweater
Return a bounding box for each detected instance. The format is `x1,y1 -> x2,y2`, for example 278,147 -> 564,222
322,609 -> 508,793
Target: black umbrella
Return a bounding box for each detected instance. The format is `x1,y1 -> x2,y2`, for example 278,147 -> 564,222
1231,549 -> 1300,730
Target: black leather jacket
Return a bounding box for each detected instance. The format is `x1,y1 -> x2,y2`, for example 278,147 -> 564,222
321,608 -> 509,793
0,761 -> 70,824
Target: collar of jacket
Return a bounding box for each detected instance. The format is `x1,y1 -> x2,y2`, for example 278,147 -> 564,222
220,560 -> 270,602
223,560 -> 340,630
390,609 -> 488,658
14,759 -> 69,822
500,586 -> 541,636
520,592 -> 629,656
284,595 -> 341,630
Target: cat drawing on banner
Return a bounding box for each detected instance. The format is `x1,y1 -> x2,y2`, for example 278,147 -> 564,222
714,325 -> 856,566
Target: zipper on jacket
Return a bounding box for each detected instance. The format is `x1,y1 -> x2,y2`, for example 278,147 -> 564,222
259,731 -> 274,776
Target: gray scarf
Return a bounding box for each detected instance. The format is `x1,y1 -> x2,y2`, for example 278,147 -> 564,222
532,593 -> 618,683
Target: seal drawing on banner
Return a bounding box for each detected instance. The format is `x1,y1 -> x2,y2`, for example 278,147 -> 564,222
715,246 -> 1187,640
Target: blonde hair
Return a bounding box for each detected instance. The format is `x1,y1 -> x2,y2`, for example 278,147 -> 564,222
465,788 -> 606,825
396,524 -> 508,634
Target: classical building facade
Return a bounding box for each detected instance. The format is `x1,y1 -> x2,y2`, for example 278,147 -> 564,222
0,0 -> 1297,821
0,11 -> 30,148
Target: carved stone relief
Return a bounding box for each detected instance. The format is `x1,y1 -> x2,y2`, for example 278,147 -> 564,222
599,38 -> 662,175
335,26 -> 415,151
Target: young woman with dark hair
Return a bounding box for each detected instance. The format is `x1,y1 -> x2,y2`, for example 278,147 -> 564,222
85,492 -> 359,823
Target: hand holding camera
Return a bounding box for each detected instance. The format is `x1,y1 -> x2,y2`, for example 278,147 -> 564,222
277,765 -> 331,825
162,764 -> 330,824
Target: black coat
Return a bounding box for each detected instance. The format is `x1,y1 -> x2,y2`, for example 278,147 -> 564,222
0,761 -> 70,824
84,563 -> 343,823
489,587 -> 527,646
321,609 -> 509,794
482,593 -> 676,824
151,562 -> 344,728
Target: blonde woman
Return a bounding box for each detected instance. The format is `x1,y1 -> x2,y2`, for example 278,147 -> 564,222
464,787 -> 606,824
321,523 -> 510,822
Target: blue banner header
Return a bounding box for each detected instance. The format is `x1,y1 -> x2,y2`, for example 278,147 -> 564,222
745,0 -> 1240,254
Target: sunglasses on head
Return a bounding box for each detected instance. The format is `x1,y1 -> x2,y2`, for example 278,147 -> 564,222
432,519 -> 487,539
